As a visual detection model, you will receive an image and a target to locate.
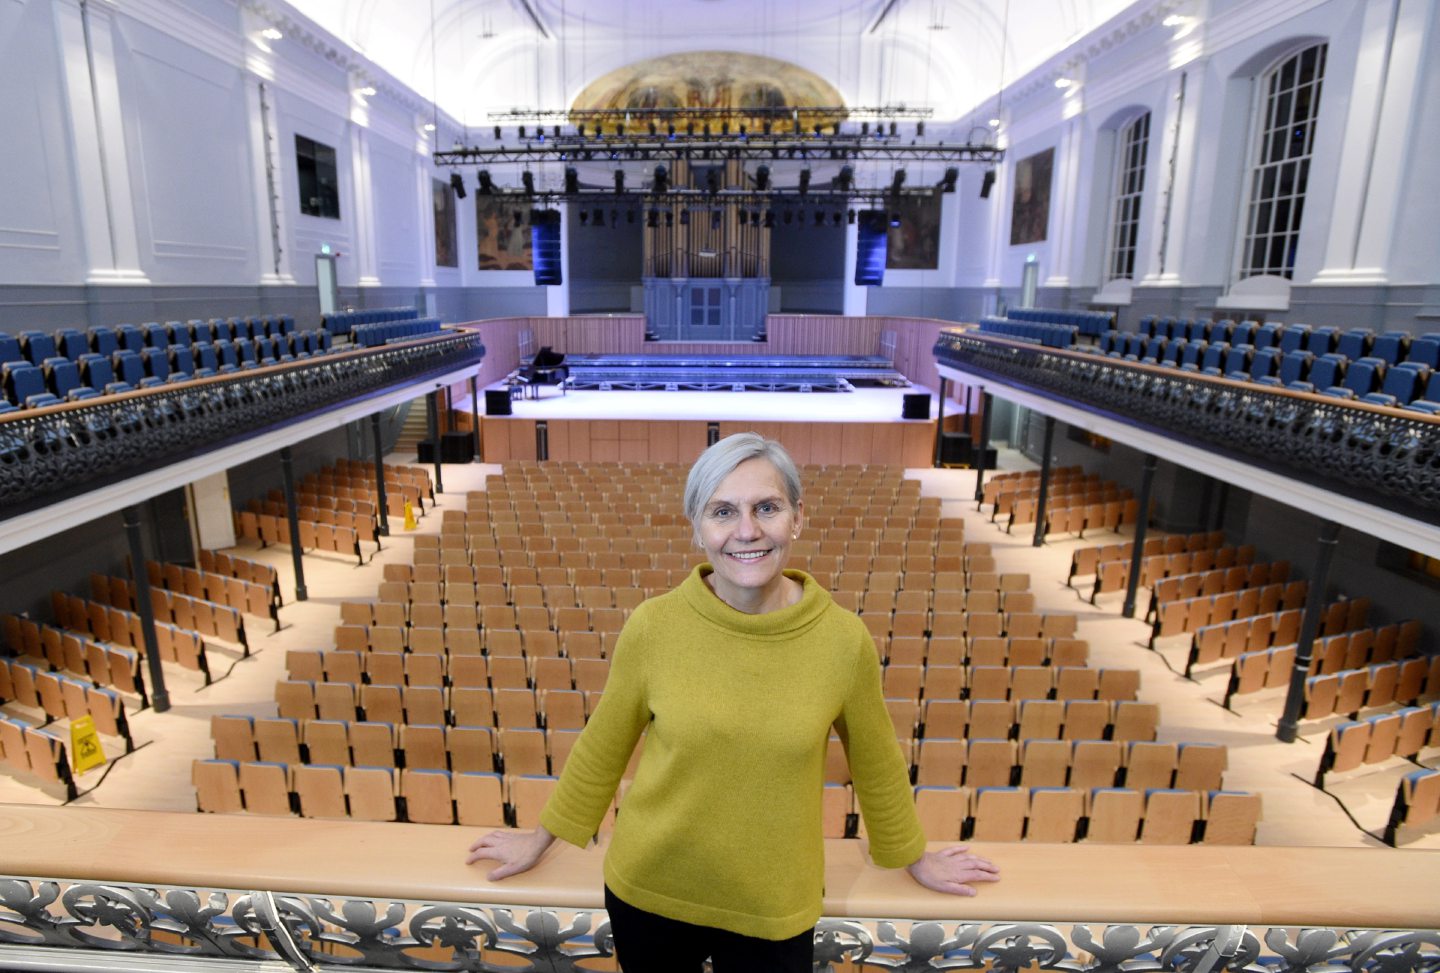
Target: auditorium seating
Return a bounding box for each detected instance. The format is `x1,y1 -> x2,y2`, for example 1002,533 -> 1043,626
1313,701 -> 1440,788
1,613 -> 148,705
350,316 -> 444,348
0,656 -> 134,752
1005,307 -> 1115,338
978,316 -> 1078,349
321,307 -> 420,337
1385,768 -> 1440,846
0,714 -> 77,800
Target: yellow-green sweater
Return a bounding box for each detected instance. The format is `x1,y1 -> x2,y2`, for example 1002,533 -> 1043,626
539,565 -> 927,940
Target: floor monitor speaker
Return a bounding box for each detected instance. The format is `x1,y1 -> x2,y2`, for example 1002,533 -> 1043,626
485,389 -> 513,416
902,393 -> 932,420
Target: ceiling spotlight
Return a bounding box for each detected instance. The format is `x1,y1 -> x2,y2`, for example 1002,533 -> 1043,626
861,121 -> 870,136
889,121 -> 898,136
579,211 -> 589,226
831,212 -> 843,226
814,210 -> 825,226
1163,14 -> 1192,27
592,208 -> 605,226
798,168 -> 811,195
889,211 -> 901,227
449,171 -> 466,199
422,122 -> 436,132
358,85 -> 376,97
626,209 -> 635,224
754,165 -> 770,191
665,211 -> 673,227
783,209 -> 793,225
706,169 -> 720,194
980,168 -> 996,198
649,121 -> 658,136
647,210 -> 659,228
667,123 -> 676,138
917,121 -> 925,137
762,120 -> 772,135
836,165 -> 854,192
518,126 -> 527,138
521,171 -> 535,195
1054,77 -> 1074,89
939,167 -> 959,193
578,123 -> 586,137
616,123 -> 625,137
679,209 -> 690,226
847,209 -> 856,224
712,210 -> 722,229
494,125 -> 502,139
890,169 -> 907,194
477,169 -> 495,194
261,27 -> 283,40
764,210 -> 775,228
653,164 -> 669,194
610,210 -> 619,226
564,167 -> 580,194
988,117 -> 1001,128
614,169 -> 625,193
721,122 -> 730,136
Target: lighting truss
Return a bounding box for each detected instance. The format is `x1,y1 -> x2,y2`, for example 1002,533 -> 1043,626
452,190 -> 951,208
436,139 -> 1000,166
486,106 -> 933,124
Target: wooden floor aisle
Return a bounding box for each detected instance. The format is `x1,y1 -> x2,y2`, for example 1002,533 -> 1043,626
1,452 -> 1434,852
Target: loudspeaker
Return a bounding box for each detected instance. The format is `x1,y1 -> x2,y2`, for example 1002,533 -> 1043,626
441,431 -> 474,463
531,211 -> 562,286
416,439 -> 438,463
939,432 -> 972,466
902,393 -> 932,420
854,210 -> 888,286
485,389 -> 513,416
979,168 -> 996,199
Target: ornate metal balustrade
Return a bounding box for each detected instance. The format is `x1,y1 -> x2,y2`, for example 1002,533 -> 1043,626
933,331 -> 1440,523
0,332 -> 485,517
2,877 -> 1437,973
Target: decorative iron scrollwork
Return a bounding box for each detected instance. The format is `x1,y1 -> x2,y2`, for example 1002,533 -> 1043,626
933,332 -> 1440,521
0,334 -> 484,517
0,876 -> 1437,973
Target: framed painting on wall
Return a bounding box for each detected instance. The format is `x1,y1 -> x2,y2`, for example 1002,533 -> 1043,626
886,195 -> 941,270
432,179 -> 457,268
477,197 -> 532,270
1010,147 -> 1054,246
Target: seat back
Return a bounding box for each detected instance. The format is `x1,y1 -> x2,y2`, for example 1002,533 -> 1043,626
1308,353 -> 1347,389
112,350 -> 146,386
1342,357 -> 1385,396
1252,323 -> 1280,349
1206,319 -> 1234,343
88,326 -> 119,356
116,324 -> 145,352
194,342 -> 219,372
1407,335 -> 1440,369
1307,326 -> 1338,354
4,362 -> 48,405
1249,347 -> 1281,380
42,357 -> 82,397
142,323 -> 169,349
142,347 -> 170,381
166,321 -> 193,346
1223,346 -> 1252,376
0,332 -> 22,365
1279,324 -> 1309,354
169,345 -> 196,378
77,353 -> 116,391
189,320 -> 215,344
55,329 -> 88,360
18,330 -> 57,364
1180,341 -> 1206,369
1201,343 -> 1229,372
1277,350 -> 1314,386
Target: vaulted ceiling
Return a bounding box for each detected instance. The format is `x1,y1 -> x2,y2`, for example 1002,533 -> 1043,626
281,0 -> 1143,125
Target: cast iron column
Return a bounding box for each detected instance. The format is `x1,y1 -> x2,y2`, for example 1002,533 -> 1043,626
973,390 -> 993,506
1032,416 -> 1056,547
280,447 -> 308,602
1277,520 -> 1341,742
933,378 -> 948,468
122,505 -> 170,712
370,413 -> 389,536
427,390 -> 444,495
1122,454 -> 1159,618
470,374 -> 481,461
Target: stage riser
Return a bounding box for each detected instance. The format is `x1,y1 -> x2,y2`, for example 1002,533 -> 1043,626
476,418 -> 937,466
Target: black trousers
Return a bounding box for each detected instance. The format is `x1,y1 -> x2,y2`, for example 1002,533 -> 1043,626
604,886 -> 814,973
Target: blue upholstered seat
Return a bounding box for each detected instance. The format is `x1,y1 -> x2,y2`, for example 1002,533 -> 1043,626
1279,324 -> 1309,354
55,328 -> 89,361
1307,326 -> 1339,355
1335,329 -> 1373,360
18,330 -> 57,365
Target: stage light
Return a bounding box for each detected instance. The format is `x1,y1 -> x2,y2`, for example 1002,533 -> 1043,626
592,208 -> 605,226
649,121 -> 657,136
494,125 -> 502,139
861,121 -> 870,136
783,210 -> 793,225
261,27 -> 283,40
939,167 -> 959,193
798,168 -> 811,195
614,169 -> 625,193
647,210 -> 659,228
890,169 -> 907,193
754,165 -> 770,191
423,122 -> 435,132
980,168 -> 996,198
609,209 -> 618,226
813,123 -> 823,137
477,170 -> 495,194
706,169 -> 720,194
712,210 -> 722,229
1054,77 -> 1074,89
519,126 -> 527,138
553,125 -> 561,138
889,211 -> 902,227
989,117 -> 1001,128
917,121 -> 925,137
764,210 -> 775,228
449,171 -> 466,199
814,210 -> 825,226
564,167 -> 580,194
521,171 -> 535,195
889,122 -> 898,136
653,164 -> 669,194
513,211 -> 523,227
739,124 -> 747,137
762,120 -> 772,135
832,212 -> 843,226
836,165 -> 854,192
627,209 -> 636,224
665,211 -> 673,227
579,211 -> 589,226
577,123 -> 586,137
679,209 -> 690,226
668,123 -> 676,137
617,123 -> 625,136
847,209 -> 856,224
721,122 -> 729,136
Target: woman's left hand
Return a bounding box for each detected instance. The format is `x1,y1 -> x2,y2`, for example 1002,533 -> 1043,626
905,845 -> 1001,896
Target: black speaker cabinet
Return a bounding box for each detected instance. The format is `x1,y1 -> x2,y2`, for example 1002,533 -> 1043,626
902,393 -> 932,420
939,432 -> 972,466
485,388 -> 513,416
416,439 -> 438,463
441,431 -> 475,463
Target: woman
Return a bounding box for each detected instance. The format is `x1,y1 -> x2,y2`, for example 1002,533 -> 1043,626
467,433 -> 999,972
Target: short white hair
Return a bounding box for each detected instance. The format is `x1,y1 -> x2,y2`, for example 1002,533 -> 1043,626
684,433 -> 803,526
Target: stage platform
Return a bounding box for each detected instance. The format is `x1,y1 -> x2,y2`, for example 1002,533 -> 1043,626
466,386 -> 965,466
560,353 -> 909,392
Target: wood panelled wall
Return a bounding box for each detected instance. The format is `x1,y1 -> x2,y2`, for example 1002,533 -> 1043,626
480,417 -> 935,467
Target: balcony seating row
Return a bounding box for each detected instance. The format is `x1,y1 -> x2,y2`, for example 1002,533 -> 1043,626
321,306 -> 420,336
1067,530 -> 1228,587
0,331 -> 335,411
1219,621 -> 1430,710
350,316 -> 444,348
0,316 -> 300,366
914,783 -> 1260,844
0,656 -> 133,749
83,577 -> 250,651
1006,307 -> 1115,338
1138,316 -> 1440,363
979,316 -> 1078,349
1185,600 -> 1372,676
1315,701 -> 1440,787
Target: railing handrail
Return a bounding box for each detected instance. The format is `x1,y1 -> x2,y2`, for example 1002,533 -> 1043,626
3,805 -> 1437,927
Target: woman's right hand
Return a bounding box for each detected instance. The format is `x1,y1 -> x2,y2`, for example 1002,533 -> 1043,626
465,826 -> 557,881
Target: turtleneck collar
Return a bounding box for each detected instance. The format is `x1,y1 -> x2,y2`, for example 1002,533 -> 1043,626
678,564 -> 833,639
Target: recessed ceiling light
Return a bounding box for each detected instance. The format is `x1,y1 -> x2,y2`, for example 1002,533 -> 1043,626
359,85 -> 377,96
1054,77 -> 1074,89
423,122 -> 436,132
261,27 -> 282,40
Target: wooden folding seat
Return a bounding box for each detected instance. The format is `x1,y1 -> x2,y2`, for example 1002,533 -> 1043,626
211,715 -> 256,762
1097,668 -> 1140,702
1333,668 -> 1368,715
547,729 -> 583,774
509,774 -> 559,828
1003,638 -> 1044,668
1016,699 -> 1063,741
402,686 -> 445,726
964,666 -> 1007,701
885,637 -> 926,667
1019,738 -> 1070,787
485,655 -> 527,691
882,665 -> 923,701
921,700 -> 967,740
1140,789 -> 1200,844
1124,741 -> 1177,790
1202,791 -> 1262,845
915,738 -> 965,787
451,770 -> 506,828
913,785 -> 967,840
1010,667 -> 1052,701
239,761 -> 293,816
193,759 -> 244,814
493,688 -> 540,728
968,786 -> 1026,842
1068,739 -> 1120,788
499,727 -> 550,777
961,699 -> 1009,740
343,766 -> 397,822
286,650 -> 323,682
321,650 -> 363,685
530,656 -> 572,693
315,682 -> 358,722
573,658 -> 610,693
1324,720 -> 1370,776
360,654 -> 402,690
446,725 -> 495,774
273,680 -> 315,721
1110,701 -> 1159,742
349,721 -> 397,768
932,612 -> 969,640
966,637 -> 1007,667
1365,662 -> 1399,710
304,720 -> 351,766
920,665 -> 962,701
963,739 -> 1016,788
1086,788 -> 1143,843
254,718 -> 303,765
1027,787 -> 1084,842
1363,712 -> 1402,765
1175,743 -> 1227,791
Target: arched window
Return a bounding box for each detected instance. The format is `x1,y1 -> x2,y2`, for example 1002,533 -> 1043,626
1105,111 -> 1150,281
1238,43 -> 1327,280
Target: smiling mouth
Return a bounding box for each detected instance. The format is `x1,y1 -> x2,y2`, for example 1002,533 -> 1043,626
726,550 -> 772,561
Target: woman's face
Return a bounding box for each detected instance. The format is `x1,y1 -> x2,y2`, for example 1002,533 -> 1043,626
694,457 -> 803,610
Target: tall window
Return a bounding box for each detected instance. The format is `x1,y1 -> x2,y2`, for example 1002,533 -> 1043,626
1239,43 -> 1327,279
1105,112 -> 1150,280
296,134 -> 340,219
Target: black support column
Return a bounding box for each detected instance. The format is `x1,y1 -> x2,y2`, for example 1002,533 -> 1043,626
370,413 -> 389,537
973,390 -> 993,506
426,390 -> 444,495
280,446 -> 308,602
122,505 -> 170,713
933,378 -> 948,468
1032,416 -> 1056,547
1277,520 -> 1341,742
470,375 -> 481,462
1122,454 -> 1159,618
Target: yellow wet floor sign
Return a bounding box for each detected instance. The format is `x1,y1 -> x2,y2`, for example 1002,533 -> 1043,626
403,501 -> 418,530
70,715 -> 106,774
